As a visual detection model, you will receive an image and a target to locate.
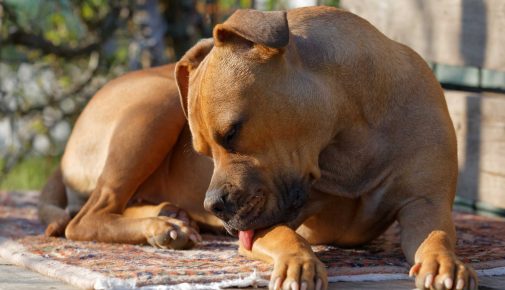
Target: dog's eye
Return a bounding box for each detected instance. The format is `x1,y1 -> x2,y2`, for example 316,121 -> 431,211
225,127 -> 237,143
220,122 -> 241,152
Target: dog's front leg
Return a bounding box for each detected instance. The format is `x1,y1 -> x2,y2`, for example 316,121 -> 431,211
239,225 -> 327,290
398,199 -> 478,290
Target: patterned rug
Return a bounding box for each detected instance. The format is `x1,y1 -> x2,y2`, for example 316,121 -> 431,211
1,191 -> 505,290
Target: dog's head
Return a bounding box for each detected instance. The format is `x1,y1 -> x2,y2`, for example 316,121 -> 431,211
175,9 -> 335,235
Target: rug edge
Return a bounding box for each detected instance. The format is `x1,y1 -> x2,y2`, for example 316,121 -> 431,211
0,237 -> 130,290
2,235 -> 505,289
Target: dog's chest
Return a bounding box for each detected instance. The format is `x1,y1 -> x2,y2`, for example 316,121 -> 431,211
312,135 -> 391,199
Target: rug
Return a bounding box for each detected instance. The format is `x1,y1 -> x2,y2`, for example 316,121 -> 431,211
1,191 -> 505,290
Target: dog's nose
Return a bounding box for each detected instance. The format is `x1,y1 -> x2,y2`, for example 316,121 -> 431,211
204,189 -> 234,221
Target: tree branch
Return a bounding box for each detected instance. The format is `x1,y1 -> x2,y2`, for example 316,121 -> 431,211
6,30 -> 100,58
2,2 -> 121,59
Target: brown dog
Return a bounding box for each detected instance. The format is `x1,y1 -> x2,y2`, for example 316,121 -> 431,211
40,6 -> 477,290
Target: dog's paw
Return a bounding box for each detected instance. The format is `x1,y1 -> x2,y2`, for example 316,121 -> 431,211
144,216 -> 201,250
269,252 -> 327,290
409,253 -> 478,290
44,219 -> 70,237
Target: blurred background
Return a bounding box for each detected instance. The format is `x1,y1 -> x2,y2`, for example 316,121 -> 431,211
0,0 -> 339,190
0,0 -> 504,215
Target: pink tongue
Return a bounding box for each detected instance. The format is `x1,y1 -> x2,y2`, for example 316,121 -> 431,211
239,230 -> 255,250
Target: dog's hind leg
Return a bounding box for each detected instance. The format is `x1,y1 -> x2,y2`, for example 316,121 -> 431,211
63,90 -> 195,249
38,166 -> 71,237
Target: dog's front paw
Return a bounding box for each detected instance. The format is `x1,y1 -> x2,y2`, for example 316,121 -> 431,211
269,252 -> 327,290
409,253 -> 477,290
144,216 -> 201,249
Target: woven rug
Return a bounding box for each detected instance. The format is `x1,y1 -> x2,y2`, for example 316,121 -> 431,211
1,191 -> 505,290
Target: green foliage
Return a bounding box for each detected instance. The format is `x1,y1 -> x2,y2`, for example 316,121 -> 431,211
1,0 -> 116,63
3,0 -> 41,30
0,45 -> 28,62
5,0 -> 85,40
81,0 -> 110,21
112,46 -> 129,65
30,118 -> 48,135
322,0 -> 340,7
0,156 -> 60,190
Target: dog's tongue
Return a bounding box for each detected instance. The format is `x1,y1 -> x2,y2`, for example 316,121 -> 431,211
239,230 -> 255,250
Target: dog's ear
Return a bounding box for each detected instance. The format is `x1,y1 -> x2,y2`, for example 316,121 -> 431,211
175,38 -> 213,118
213,9 -> 289,51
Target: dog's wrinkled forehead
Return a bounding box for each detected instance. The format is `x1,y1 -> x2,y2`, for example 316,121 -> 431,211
198,52 -> 252,105
186,8 -> 290,117
180,9 -> 291,155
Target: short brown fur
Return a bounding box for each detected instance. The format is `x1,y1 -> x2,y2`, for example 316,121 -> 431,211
40,7 -> 477,290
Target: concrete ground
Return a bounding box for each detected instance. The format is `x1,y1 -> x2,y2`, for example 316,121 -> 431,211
1,257 -> 505,290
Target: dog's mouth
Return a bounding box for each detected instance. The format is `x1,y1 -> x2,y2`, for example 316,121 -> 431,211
239,229 -> 255,250
220,223 -> 252,249
222,198 -> 272,251
226,220 -> 302,251
221,194 -> 267,237
222,183 -> 309,250
223,224 -> 258,251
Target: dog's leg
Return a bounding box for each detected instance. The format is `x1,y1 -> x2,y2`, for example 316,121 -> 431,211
65,153 -> 200,249
38,166 -> 71,237
239,225 -> 327,290
398,199 -> 478,290
123,202 -> 201,249
64,96 -> 194,248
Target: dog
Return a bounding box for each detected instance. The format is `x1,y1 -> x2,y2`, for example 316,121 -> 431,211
39,6 -> 477,290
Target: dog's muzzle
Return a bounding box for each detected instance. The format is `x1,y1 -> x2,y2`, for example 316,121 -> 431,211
204,178 -> 309,234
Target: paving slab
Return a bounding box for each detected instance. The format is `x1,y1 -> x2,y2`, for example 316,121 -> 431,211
0,258 -> 77,290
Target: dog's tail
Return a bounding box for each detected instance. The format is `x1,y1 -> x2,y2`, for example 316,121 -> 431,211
38,165 -> 70,237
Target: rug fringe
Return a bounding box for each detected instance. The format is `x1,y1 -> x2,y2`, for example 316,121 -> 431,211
477,266 -> 505,277
136,269 -> 269,290
328,273 -> 410,282
137,272 -> 411,289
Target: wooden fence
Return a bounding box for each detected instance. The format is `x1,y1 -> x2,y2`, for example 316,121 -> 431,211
341,0 -> 505,211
